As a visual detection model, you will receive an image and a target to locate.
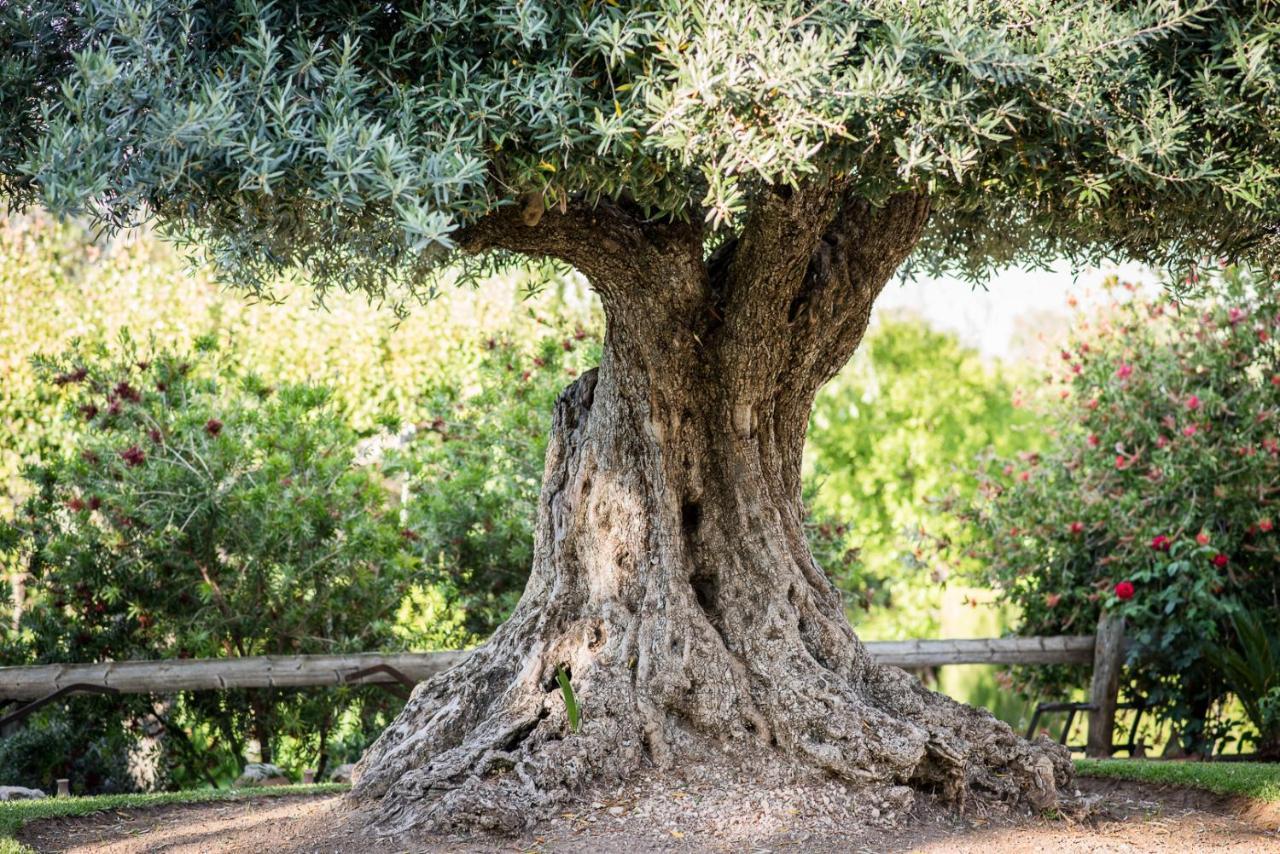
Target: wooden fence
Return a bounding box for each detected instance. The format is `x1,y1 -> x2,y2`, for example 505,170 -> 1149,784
0,616 -> 1128,756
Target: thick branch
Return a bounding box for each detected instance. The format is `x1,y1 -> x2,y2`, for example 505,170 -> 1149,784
454,200 -> 703,305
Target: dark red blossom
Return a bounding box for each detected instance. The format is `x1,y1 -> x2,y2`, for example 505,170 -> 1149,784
1211,553 -> 1229,568
87,496 -> 102,511
113,381 -> 141,403
1069,521 -> 1084,535
53,367 -> 89,386
1114,581 -> 1135,601
120,445 -> 146,467
1260,519 -> 1274,533
204,418 -> 223,437
79,403 -> 99,422
65,497 -> 86,512
400,528 -> 420,541
148,429 -> 163,444
1150,534 -> 1171,552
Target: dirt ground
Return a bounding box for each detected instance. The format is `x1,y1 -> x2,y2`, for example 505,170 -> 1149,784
16,776 -> 1280,853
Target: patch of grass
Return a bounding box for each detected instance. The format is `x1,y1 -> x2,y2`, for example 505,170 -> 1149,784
0,783 -> 348,852
1076,758 -> 1280,802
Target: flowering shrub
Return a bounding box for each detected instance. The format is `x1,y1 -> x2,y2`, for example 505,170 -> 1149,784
955,269 -> 1280,754
2,336 -> 413,787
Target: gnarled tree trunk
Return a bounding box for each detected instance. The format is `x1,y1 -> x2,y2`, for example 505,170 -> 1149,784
352,187 -> 1070,833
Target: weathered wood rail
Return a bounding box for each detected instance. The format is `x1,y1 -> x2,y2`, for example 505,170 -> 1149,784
0,651 -> 469,701
0,618 -> 1129,756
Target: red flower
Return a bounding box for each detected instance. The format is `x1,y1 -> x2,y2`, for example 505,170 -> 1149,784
1185,395 -> 1201,411
1087,433 -> 1100,447
87,496 -> 102,511
1045,592 -> 1062,608
53,367 -> 89,386
1196,531 -> 1210,546
1060,351 -> 1072,361
1271,375 -> 1280,387
1211,553 -> 1229,568
65,497 -> 86,513
113,381 -> 141,403
204,418 -> 223,437
1114,581 -> 1135,601
1260,519 -> 1274,533
1086,397 -> 1100,410
1115,363 -> 1133,379
1182,424 -> 1197,437
399,528 -> 420,542
1150,535 -> 1171,552
1228,307 -> 1247,325
1156,435 -> 1170,449
120,445 -> 146,467
1069,521 -> 1085,535
79,403 -> 99,422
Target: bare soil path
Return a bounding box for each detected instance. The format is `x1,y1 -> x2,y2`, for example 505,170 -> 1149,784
15,777 -> 1280,853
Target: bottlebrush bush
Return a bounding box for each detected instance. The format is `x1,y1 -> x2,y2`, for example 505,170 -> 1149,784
954,269 -> 1280,754
2,334 -> 413,785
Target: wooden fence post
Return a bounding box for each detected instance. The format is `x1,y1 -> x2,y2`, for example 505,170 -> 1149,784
1087,613 -> 1125,757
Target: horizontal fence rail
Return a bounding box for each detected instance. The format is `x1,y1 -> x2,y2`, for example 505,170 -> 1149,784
0,637 -> 1098,701
866,635 -> 1097,667
0,651 -> 468,701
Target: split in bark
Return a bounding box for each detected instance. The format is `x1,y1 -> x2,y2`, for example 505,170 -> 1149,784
352,186 -> 1071,833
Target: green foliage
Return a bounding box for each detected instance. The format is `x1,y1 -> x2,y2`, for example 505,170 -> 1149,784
958,269 -> 1280,752
3,2 -> 1279,295
0,214 -> 582,517
1207,610 -> 1280,757
389,315 -> 601,643
3,336 -> 413,787
556,666 -> 581,734
1075,758 -> 1280,802
0,702 -> 137,796
806,314 -> 1040,637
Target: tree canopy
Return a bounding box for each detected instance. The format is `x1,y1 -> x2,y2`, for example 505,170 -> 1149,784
2,1 -> 1278,299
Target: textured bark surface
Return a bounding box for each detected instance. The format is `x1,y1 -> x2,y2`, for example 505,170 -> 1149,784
352,187 -> 1072,833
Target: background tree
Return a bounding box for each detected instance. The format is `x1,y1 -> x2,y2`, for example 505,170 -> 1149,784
807,314 -> 1041,637
4,0 -> 1279,834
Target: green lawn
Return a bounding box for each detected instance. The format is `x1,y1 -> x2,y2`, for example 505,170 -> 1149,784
1076,758 -> 1280,802
0,783 -> 348,854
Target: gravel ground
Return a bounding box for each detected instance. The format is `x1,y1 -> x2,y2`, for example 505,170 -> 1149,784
16,773 -> 1280,853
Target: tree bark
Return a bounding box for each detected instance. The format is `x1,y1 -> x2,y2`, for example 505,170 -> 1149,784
352,187 -> 1071,833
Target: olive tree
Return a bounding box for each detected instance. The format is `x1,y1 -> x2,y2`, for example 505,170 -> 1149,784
3,0 -> 1278,834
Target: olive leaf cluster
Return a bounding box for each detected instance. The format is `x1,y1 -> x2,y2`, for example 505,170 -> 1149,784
2,0 -> 1278,297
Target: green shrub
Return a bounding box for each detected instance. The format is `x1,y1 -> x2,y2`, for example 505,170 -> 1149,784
956,269 -> 1280,753
3,335 -> 413,786
388,315 -> 602,642
1207,610 -> 1280,758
